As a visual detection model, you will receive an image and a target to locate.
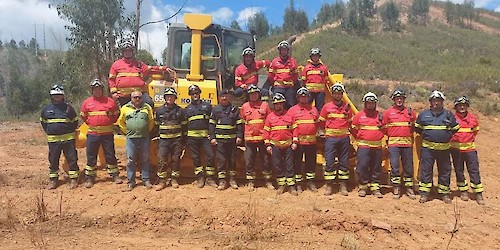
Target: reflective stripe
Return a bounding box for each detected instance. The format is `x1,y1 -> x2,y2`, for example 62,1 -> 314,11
306,70 -> 322,75
298,135 -> 316,143
157,171 -> 168,179
88,125 -> 114,133
370,183 -> 380,191
325,128 -> 350,136
324,171 -> 336,180
271,139 -> 292,147
218,171 -> 227,179
274,81 -> 294,86
471,183 -> 484,193
327,113 -> 347,118
422,139 -> 450,150
277,177 -> 286,186
216,134 -> 237,139
106,164 -> 119,174
450,142 -> 476,150
247,119 -> 264,124
85,165 -> 97,176
306,172 -> 315,180
437,184 -> 450,194
216,124 -> 236,130
276,69 -> 291,73
240,71 -> 258,80
187,130 -> 208,137
117,72 -> 141,77
236,119 -> 244,125
49,172 -> 59,178
388,137 -> 413,145
295,174 -> 303,182
160,132 -> 182,139
270,125 -> 290,131
41,117 -> 78,123
87,111 -> 119,116
286,177 -> 295,186
47,132 -> 75,142
160,124 -> 182,130
194,166 -> 204,175
68,170 -> 79,179
391,176 -> 401,184
358,125 -> 380,130
188,114 -> 207,121
457,127 -> 476,133
457,181 -> 469,191
385,121 -> 411,127
246,135 -> 263,141
419,182 -> 432,192
295,119 -> 315,125
357,140 -> 382,147
422,125 -> 448,130
338,170 -> 349,180
359,184 -> 369,189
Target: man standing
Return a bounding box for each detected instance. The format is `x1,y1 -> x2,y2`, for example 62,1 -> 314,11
234,47 -> 270,101
40,85 -> 79,189
301,48 -> 330,112
209,89 -> 243,190
80,79 -> 122,188
185,84 -> 216,188
118,91 -> 155,191
415,90 -> 459,204
351,92 -> 384,198
450,96 -> 485,205
382,89 -> 416,199
288,87 -> 319,192
155,87 -> 186,190
264,93 -> 297,195
268,40 -> 299,108
240,84 -> 273,190
318,83 -> 353,196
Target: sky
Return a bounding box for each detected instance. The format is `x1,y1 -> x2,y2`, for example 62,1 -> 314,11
1,0 -> 499,61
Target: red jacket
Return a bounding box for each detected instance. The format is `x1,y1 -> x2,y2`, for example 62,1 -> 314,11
352,109 -> 384,148
451,112 -> 479,152
108,58 -> 149,97
240,100 -> 271,142
301,60 -> 330,93
80,96 -> 120,135
235,60 -> 270,89
318,101 -> 352,138
382,106 -> 416,147
288,103 -> 319,145
264,111 -> 293,148
268,56 -> 298,88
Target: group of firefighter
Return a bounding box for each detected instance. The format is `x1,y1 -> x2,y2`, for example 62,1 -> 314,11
40,40 -> 485,205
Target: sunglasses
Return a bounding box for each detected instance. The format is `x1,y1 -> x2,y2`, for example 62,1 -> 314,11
132,96 -> 142,99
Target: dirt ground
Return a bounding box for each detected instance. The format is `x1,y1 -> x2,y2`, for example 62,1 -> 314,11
1,111 -> 500,249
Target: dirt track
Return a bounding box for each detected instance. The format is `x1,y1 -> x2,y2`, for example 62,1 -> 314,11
1,115 -> 500,249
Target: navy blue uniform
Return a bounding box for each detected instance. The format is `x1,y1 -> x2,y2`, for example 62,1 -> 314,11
185,100 -> 214,177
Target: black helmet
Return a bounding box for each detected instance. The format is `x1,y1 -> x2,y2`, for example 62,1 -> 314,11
188,84 -> 201,95
390,89 -> 406,99
454,96 -> 470,106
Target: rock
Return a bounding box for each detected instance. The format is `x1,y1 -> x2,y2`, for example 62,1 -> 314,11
371,219 -> 392,232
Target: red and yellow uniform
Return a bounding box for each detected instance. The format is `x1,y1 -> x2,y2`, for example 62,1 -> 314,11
235,60 -> 270,89
268,57 -> 298,88
108,58 -> 150,97
301,60 -> 329,93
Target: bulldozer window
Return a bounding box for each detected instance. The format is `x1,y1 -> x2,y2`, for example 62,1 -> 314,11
172,31 -> 219,71
224,33 -> 252,72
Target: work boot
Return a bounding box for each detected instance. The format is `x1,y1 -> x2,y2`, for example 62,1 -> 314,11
229,177 -> 238,189
266,181 -> 275,190
171,178 -> 179,189
276,185 -> 286,195
196,176 -> 205,188
406,188 -> 416,200
373,190 -> 383,198
206,177 -> 218,188
217,179 -> 227,190
123,183 -> 135,192
475,193 -> 485,205
460,191 -> 469,201
47,179 -> 58,190
289,185 -> 298,196
393,186 -> 400,199
324,183 -> 333,196
112,175 -> 123,184
247,181 -> 255,191
442,194 -> 452,204
144,181 -> 153,189
296,184 -> 303,193
156,179 -> 167,191
358,188 -> 367,197
419,194 -> 428,203
69,179 -> 78,189
84,178 -> 94,188
339,182 -> 348,196
307,181 -> 318,192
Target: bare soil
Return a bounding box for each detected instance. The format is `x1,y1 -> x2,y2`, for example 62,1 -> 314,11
1,115 -> 499,249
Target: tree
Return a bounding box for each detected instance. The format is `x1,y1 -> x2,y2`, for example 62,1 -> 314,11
341,0 -> 369,35
409,0 -> 429,25
136,49 -> 156,65
230,20 -> 242,30
248,11 -> 270,39
0,40 -> 3,51
9,39 -> 17,49
360,0 -> 376,18
283,0 -> 309,33
28,38 -> 39,55
18,40 -> 26,49
316,3 -> 333,25
380,1 -> 401,31
332,1 -> 346,22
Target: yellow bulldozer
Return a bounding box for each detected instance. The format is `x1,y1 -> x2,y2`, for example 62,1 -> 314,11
74,13 -> 421,183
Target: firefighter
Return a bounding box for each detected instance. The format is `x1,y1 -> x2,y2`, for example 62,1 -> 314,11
155,87 -> 187,191
234,47 -> 271,101
288,87 -> 319,192
301,48 -> 330,112
450,96 -> 485,205
268,40 -> 299,108
209,89 -> 244,190
80,79 -> 122,188
264,93 -> 297,195
381,89 -> 417,199
415,90 -> 460,204
185,84 -> 216,188
318,83 -> 353,196
40,84 -> 79,189
240,84 -> 273,191
118,91 -> 155,191
352,92 -> 384,198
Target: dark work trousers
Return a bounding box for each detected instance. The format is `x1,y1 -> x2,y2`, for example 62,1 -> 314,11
272,146 -> 294,186
187,137 -> 214,176
86,134 -> 118,178
157,138 -> 183,179
418,147 -> 451,195
272,86 -> 295,109
356,147 -> 382,191
451,149 -> 483,193
216,140 -> 237,179
388,146 -> 414,187
309,92 -> 325,114
324,137 -> 351,182
244,141 -> 272,181
48,140 -> 78,179
294,144 -> 317,183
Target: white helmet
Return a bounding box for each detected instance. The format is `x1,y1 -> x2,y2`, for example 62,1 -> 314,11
429,90 -> 445,101
363,92 -> 378,102
50,84 -> 65,95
